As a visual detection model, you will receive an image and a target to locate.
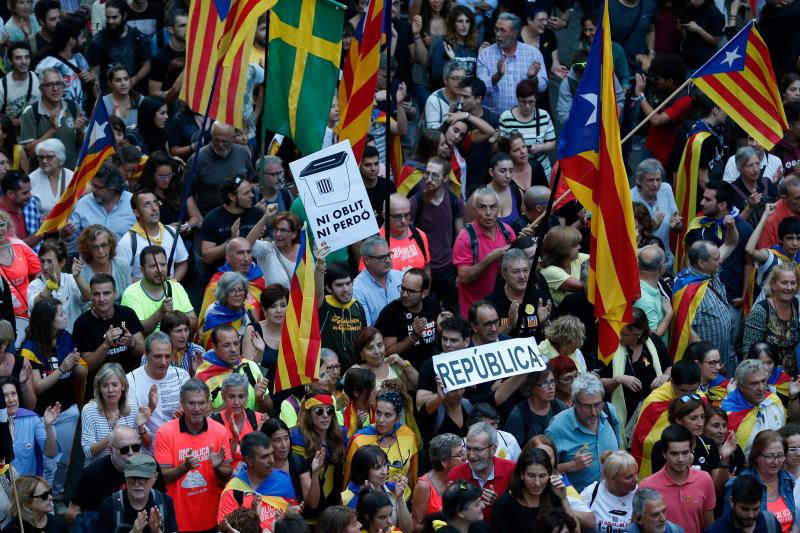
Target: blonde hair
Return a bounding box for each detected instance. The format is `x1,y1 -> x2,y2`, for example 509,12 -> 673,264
93,363 -> 131,419
544,316 -> 586,353
11,476 -> 47,523
600,450 -> 638,484
764,262 -> 800,296
541,226 -> 582,268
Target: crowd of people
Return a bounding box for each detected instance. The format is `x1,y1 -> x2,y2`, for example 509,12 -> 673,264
0,0 -> 797,533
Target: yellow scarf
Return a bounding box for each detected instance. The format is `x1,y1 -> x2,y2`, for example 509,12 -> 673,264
610,338 -> 662,448
129,221 -> 165,246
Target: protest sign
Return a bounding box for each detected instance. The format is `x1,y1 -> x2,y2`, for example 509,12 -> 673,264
289,140 -> 379,251
432,337 -> 546,392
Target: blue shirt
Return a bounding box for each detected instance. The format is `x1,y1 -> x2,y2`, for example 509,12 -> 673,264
11,409 -> 49,476
544,404 -> 620,492
476,42 -> 548,115
352,268 -> 403,326
68,190 -> 136,254
630,183 -> 678,269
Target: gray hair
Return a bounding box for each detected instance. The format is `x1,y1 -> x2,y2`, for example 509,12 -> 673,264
34,138 -> 66,165
467,421 -> 498,446
497,12 -> 522,33
180,378 -> 210,401
638,245 -> 665,272
635,158 -> 665,182
687,240 -> 713,267
145,331 -> 171,353
443,59 -> 468,81
523,185 -> 550,210
471,186 -> 500,209
221,372 -> 250,394
38,67 -> 62,82
258,155 -> 283,172
572,372 -> 604,401
214,271 -> 249,304
429,433 -> 463,470
632,488 -> 663,517
734,358 -> 767,384
109,424 -> 139,447
360,235 -> 388,258
501,248 -> 529,273
735,146 -> 759,170
320,348 -> 338,363
780,175 -> 800,196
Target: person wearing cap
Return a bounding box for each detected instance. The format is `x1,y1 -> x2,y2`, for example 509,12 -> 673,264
97,453 -> 177,533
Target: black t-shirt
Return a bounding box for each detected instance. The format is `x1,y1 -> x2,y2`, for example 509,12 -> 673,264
73,306 -> 144,399
392,18 -> 414,87
2,515 -> 68,533
71,455 -> 167,512
679,2 -> 724,69
486,285 -> 550,341
199,206 -> 265,275
599,334 -> 671,418
375,297 -> 441,370
651,435 -> 720,474
97,490 -> 177,533
125,3 -> 165,46
464,108 -> 499,195
417,400 -> 470,442
365,178 -> 396,227
149,45 -> 184,85
86,28 -> 152,93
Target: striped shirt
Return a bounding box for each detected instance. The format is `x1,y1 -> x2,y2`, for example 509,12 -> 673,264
499,107 -> 556,177
477,42 -> 548,115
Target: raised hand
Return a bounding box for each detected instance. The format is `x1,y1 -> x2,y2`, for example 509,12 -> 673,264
136,406 -> 152,427
43,402 -> 61,426
311,449 -> 325,475
209,444 -> 227,468
131,510 -> 148,533
148,384 -> 159,411
148,505 -> 162,533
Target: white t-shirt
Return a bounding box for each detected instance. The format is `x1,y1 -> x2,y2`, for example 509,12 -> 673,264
0,71 -> 40,119
115,226 -> 189,281
252,239 -> 295,289
580,481 -> 636,533
29,168 -> 74,217
26,273 -> 83,333
126,365 -> 189,438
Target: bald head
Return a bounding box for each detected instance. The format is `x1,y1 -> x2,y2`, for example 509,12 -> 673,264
524,186 -> 550,211
638,245 -> 665,272
109,425 -> 139,447
211,122 -> 235,158
388,193 -> 411,236
226,237 -> 253,273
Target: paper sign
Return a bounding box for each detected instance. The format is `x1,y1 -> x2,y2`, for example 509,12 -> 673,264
289,140 -> 379,251
433,337 -> 546,392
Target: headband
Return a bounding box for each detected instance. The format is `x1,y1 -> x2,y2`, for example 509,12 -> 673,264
377,390 -> 405,414
304,394 -> 334,409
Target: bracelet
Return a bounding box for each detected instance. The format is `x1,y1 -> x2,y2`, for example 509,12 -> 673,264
401,360 -> 412,370
138,425 -> 147,435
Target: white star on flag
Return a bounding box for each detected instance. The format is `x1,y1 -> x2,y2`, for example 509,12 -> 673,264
722,48 -> 741,68
89,121 -> 107,148
582,93 -> 598,126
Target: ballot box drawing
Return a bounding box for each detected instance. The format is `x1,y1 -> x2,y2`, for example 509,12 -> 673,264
297,151 -> 351,207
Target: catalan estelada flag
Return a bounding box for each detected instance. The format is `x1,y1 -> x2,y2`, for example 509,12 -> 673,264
691,21 -> 787,150
722,387 -> 785,452
700,373 -> 730,408
555,2 -> 639,365
216,0 -> 277,67
668,268 -> 710,362
275,227 -> 321,393
35,99 -> 116,236
670,131 -> 710,274
182,0 -> 258,128
263,0 -> 344,155
336,0 -> 384,162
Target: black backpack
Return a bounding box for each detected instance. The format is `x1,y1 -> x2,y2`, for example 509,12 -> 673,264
465,222 -> 512,264
110,489 -> 166,533
210,408 -> 258,430
411,190 -> 460,246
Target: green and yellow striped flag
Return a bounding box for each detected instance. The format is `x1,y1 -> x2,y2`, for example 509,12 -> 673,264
263,0 -> 344,155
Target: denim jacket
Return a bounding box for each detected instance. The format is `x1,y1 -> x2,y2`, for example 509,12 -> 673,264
626,521 -> 685,533
723,467 -> 797,523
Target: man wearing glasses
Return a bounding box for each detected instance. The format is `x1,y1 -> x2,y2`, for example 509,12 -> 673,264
353,235 -> 404,325
363,193 -> 431,274
423,60 -> 467,129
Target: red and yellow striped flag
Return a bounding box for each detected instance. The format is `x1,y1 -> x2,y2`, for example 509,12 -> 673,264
335,0 -> 384,162
216,0 -> 277,67
671,131 -> 710,273
182,0 -> 261,128
35,99 -> 116,236
555,2 -> 639,365
691,21 -> 787,150
275,228 -> 321,393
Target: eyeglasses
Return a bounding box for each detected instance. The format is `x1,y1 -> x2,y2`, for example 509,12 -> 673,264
576,400 -> 604,411
508,268 -> 530,276
264,170 -> 284,177
535,379 -> 556,388
229,287 -> 246,295
367,253 -> 391,262
399,285 -> 422,295
0,222 -> 8,230
273,227 -> 293,234
558,375 -> 576,384
465,445 -> 492,454
679,394 -> 702,403
389,213 -> 412,221
37,154 -> 56,161
447,75 -> 465,82
702,359 -> 722,367
761,453 -> 786,462
324,364 -> 341,372
788,447 -> 800,456
31,490 -> 52,500
116,444 -> 141,455
91,242 -> 111,250
479,319 -> 500,329
154,172 -> 174,180
41,81 -> 64,89
312,406 -> 335,417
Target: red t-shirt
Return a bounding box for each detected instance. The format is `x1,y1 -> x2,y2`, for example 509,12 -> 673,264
357,226 -> 430,272
757,199 -> 798,249
0,239 -> 41,317
447,457 -> 516,523
154,417 -> 231,532
644,95 -> 693,166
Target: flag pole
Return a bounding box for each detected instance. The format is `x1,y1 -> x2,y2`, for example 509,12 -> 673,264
384,8 -> 393,250
620,77 -> 692,145
168,65 -> 222,269
510,166 -> 563,337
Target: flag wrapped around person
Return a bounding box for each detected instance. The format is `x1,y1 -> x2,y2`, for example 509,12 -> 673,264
691,20 -> 787,150
670,131 -> 711,274
668,268 -> 710,361
263,0 -> 344,155
35,98 -> 116,236
768,365 -> 793,398
555,1 -> 639,365
336,0 -> 384,162
701,373 -> 730,408
722,386 -> 785,452
275,227 -> 321,393
218,466 -> 297,532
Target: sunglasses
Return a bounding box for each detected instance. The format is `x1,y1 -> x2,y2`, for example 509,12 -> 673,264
679,394 -> 702,403
117,444 -> 142,454
313,406 -> 335,417
31,490 -> 51,500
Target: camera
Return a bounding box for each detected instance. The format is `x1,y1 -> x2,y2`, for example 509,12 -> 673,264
629,72 -> 654,86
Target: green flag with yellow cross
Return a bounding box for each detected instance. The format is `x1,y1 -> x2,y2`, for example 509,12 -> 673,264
263,0 -> 344,156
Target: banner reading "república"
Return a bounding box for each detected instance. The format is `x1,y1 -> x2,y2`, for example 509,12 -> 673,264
432,337 -> 547,392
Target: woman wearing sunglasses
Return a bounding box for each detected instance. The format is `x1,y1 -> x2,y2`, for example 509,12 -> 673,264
345,390 -> 419,502
288,390 -> 347,522
651,394 -> 737,494
342,445 -> 411,533
5,476 -> 67,533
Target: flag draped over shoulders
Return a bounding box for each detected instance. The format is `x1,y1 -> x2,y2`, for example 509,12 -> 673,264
555,1 -> 639,365
722,388 -> 785,451
671,131 -> 710,274
631,382 -> 675,477
669,269 -> 710,361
